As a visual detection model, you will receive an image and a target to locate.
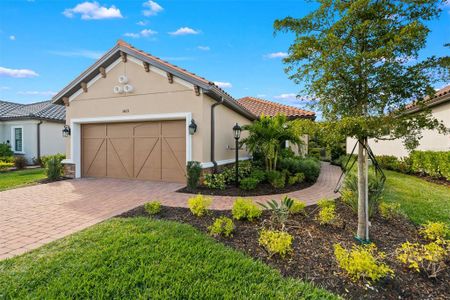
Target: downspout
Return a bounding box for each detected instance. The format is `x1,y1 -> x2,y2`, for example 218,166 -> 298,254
211,97 -> 224,172
37,121 -> 43,161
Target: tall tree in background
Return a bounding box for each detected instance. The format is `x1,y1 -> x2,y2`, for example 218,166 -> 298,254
275,0 -> 449,242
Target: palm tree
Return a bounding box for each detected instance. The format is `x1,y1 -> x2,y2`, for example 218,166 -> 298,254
241,114 -> 303,171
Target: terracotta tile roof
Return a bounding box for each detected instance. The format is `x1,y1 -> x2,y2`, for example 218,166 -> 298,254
405,85 -> 450,110
0,100 -> 65,122
237,96 -> 315,119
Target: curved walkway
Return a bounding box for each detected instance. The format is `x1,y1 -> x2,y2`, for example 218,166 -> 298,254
0,162 -> 340,259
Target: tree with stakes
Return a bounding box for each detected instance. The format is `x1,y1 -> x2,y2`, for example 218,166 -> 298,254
275,0 -> 449,242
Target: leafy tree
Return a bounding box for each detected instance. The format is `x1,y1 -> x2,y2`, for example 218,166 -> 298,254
241,114 -> 304,171
275,0 -> 449,241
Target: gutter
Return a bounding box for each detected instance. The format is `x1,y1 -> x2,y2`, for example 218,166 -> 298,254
37,121 -> 43,160
211,97 -> 224,172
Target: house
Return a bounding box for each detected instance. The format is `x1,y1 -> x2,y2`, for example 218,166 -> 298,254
346,85 -> 450,158
0,100 -> 66,163
237,96 -> 316,155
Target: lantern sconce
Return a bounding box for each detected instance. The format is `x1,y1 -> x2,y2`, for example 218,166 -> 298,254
62,125 -> 71,137
188,119 -> 197,135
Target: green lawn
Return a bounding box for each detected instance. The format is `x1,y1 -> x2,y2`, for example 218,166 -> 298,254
0,217 -> 336,299
382,170 -> 450,226
0,168 -> 46,191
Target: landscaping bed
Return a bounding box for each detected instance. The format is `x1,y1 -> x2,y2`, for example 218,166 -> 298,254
177,180 -> 315,196
120,202 -> 450,300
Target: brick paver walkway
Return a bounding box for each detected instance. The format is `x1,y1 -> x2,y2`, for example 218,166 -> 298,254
0,162 -> 340,260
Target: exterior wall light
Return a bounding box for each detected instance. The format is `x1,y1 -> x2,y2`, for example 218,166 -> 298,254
62,125 -> 71,137
189,119 -> 197,135
233,123 -> 241,139
233,123 -> 242,187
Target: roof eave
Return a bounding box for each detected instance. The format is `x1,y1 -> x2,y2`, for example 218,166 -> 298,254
404,94 -> 450,114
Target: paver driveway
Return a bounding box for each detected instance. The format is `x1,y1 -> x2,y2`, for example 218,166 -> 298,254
0,162 -> 340,260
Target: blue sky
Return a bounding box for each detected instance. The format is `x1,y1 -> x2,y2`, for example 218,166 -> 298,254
1,0 -> 449,111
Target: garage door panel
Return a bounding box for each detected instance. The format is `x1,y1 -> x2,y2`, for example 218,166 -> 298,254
82,124 -> 106,138
82,138 -> 106,177
106,123 -> 134,138
107,138 -> 133,178
162,120 -> 185,136
133,123 -> 160,137
134,137 -> 161,180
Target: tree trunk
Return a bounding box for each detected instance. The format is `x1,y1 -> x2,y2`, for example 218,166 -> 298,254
356,138 -> 369,242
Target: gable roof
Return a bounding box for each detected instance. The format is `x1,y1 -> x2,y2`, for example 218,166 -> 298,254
405,85 -> 450,113
0,100 -> 65,122
237,96 -> 315,120
52,40 -> 256,121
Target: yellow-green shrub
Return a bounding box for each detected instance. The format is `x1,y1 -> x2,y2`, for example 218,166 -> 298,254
334,243 -> 394,282
232,198 -> 262,221
317,198 -> 335,209
208,216 -> 235,237
379,202 -> 401,220
259,230 -> 293,258
144,201 -> 161,215
0,161 -> 14,171
188,194 -> 212,217
396,240 -> 449,278
289,199 -> 306,215
419,221 -> 449,241
317,206 -> 336,225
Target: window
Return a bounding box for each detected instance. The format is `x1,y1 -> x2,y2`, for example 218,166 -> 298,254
12,126 -> 23,153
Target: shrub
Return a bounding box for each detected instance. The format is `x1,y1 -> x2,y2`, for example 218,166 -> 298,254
208,216 -> 235,237
396,240 -> 449,278
240,177 -> 260,190
14,156 -> 27,169
221,160 -> 253,184
204,173 -> 226,190
378,202 -> 401,220
144,201 -> 161,215
341,171 -> 384,217
317,198 -> 335,209
410,150 -> 450,180
376,155 -> 412,174
419,222 -> 449,241
288,172 -> 305,185
278,157 -> 320,182
259,229 -> 293,258
258,197 -> 294,229
250,169 -> 266,182
0,161 -> 14,171
0,156 -> 14,163
188,194 -> 212,217
0,143 -> 13,157
317,206 -> 336,225
46,156 -> 63,181
186,161 -> 201,190
266,170 -> 286,189
41,153 -> 65,168
289,199 -> 306,215
232,198 -> 262,221
334,243 -> 394,282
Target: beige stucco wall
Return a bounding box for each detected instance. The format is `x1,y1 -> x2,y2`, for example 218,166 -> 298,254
0,120 -> 65,163
64,57 -> 252,166
346,101 -> 450,157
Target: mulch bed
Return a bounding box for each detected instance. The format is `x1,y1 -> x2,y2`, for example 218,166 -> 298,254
177,181 -> 315,196
37,177 -> 70,184
119,202 -> 450,300
411,174 -> 450,187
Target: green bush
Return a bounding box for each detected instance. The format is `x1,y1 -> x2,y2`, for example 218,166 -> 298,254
334,243 -> 394,282
186,161 -> 201,190
288,172 -> 305,185
232,198 -> 262,221
341,171 -> 384,217
266,170 -> 286,189
376,155 -> 412,174
378,202 -> 401,220
240,177 -> 260,190
250,169 -> 266,182
46,156 -> 63,181
221,160 -> 253,184
278,157 -> 320,182
14,156 -> 27,169
0,143 -> 13,157
0,156 -> 14,163
289,199 -> 307,215
144,201 -> 162,215
0,161 -> 14,171
410,151 -> 450,180
309,147 -> 321,159
188,194 -> 212,217
208,216 -> 235,237
419,221 -> 449,241
41,153 -> 65,168
204,173 -> 226,190
316,199 -> 337,225
259,230 -> 293,258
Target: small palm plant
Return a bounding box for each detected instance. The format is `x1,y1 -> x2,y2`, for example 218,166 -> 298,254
258,196 -> 294,230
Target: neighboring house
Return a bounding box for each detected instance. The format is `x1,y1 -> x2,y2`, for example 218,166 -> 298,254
0,100 -> 66,163
346,85 -> 450,158
237,96 -> 316,155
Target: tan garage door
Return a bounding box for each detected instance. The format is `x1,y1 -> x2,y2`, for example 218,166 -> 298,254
81,120 -> 186,183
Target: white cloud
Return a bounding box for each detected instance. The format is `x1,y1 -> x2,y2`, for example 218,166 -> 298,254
264,52 -> 288,59
142,1 -> 163,16
197,46 -> 210,51
9,35 -> 16,41
0,67 -> 39,78
63,1 -> 123,20
0,86 -> 10,90
169,27 -> 200,36
137,20 -> 148,26
124,29 -> 157,38
17,90 -> 57,96
48,49 -> 103,59
256,94 -> 267,98
214,81 -> 232,88
274,93 -> 297,100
